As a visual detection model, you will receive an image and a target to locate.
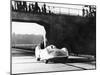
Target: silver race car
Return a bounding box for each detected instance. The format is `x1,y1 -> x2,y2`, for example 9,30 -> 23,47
35,45 -> 69,63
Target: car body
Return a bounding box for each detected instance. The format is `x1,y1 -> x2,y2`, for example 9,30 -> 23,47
35,45 -> 69,63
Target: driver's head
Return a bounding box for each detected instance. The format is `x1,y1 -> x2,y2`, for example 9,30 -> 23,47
51,45 -> 56,49
46,45 -> 56,49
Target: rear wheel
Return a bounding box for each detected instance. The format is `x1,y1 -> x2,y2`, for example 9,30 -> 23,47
44,60 -> 49,64
65,57 -> 68,62
63,57 -> 68,63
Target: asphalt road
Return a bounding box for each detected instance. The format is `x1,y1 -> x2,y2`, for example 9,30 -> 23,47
11,48 -> 96,74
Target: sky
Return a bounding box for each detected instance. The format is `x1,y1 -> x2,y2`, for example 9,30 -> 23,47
12,22 -> 46,35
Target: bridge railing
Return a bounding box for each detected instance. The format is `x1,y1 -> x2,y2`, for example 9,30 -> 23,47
11,0 -> 96,17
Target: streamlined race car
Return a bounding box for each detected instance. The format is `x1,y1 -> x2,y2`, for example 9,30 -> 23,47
35,45 -> 69,63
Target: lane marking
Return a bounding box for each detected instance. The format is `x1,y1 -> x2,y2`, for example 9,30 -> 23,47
13,49 -> 34,53
65,63 -> 87,70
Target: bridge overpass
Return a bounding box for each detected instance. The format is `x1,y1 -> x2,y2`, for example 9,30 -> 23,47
12,11 -> 96,55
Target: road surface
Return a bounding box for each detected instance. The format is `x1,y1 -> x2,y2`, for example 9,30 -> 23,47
11,48 -> 96,74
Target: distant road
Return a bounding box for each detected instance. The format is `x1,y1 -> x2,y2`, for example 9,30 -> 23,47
12,48 -> 96,74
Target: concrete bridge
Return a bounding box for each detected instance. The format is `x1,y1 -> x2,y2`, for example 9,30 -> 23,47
12,11 -> 96,55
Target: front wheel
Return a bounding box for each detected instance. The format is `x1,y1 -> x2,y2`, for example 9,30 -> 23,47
36,58 -> 40,61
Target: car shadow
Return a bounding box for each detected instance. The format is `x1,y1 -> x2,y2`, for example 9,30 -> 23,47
67,58 -> 94,63
47,57 -> 95,64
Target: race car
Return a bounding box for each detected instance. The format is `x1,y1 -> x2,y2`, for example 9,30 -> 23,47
35,45 -> 69,63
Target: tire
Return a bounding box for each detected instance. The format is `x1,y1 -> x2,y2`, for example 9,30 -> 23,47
65,57 -> 68,62
63,57 -> 68,63
44,60 -> 48,64
37,58 -> 40,61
